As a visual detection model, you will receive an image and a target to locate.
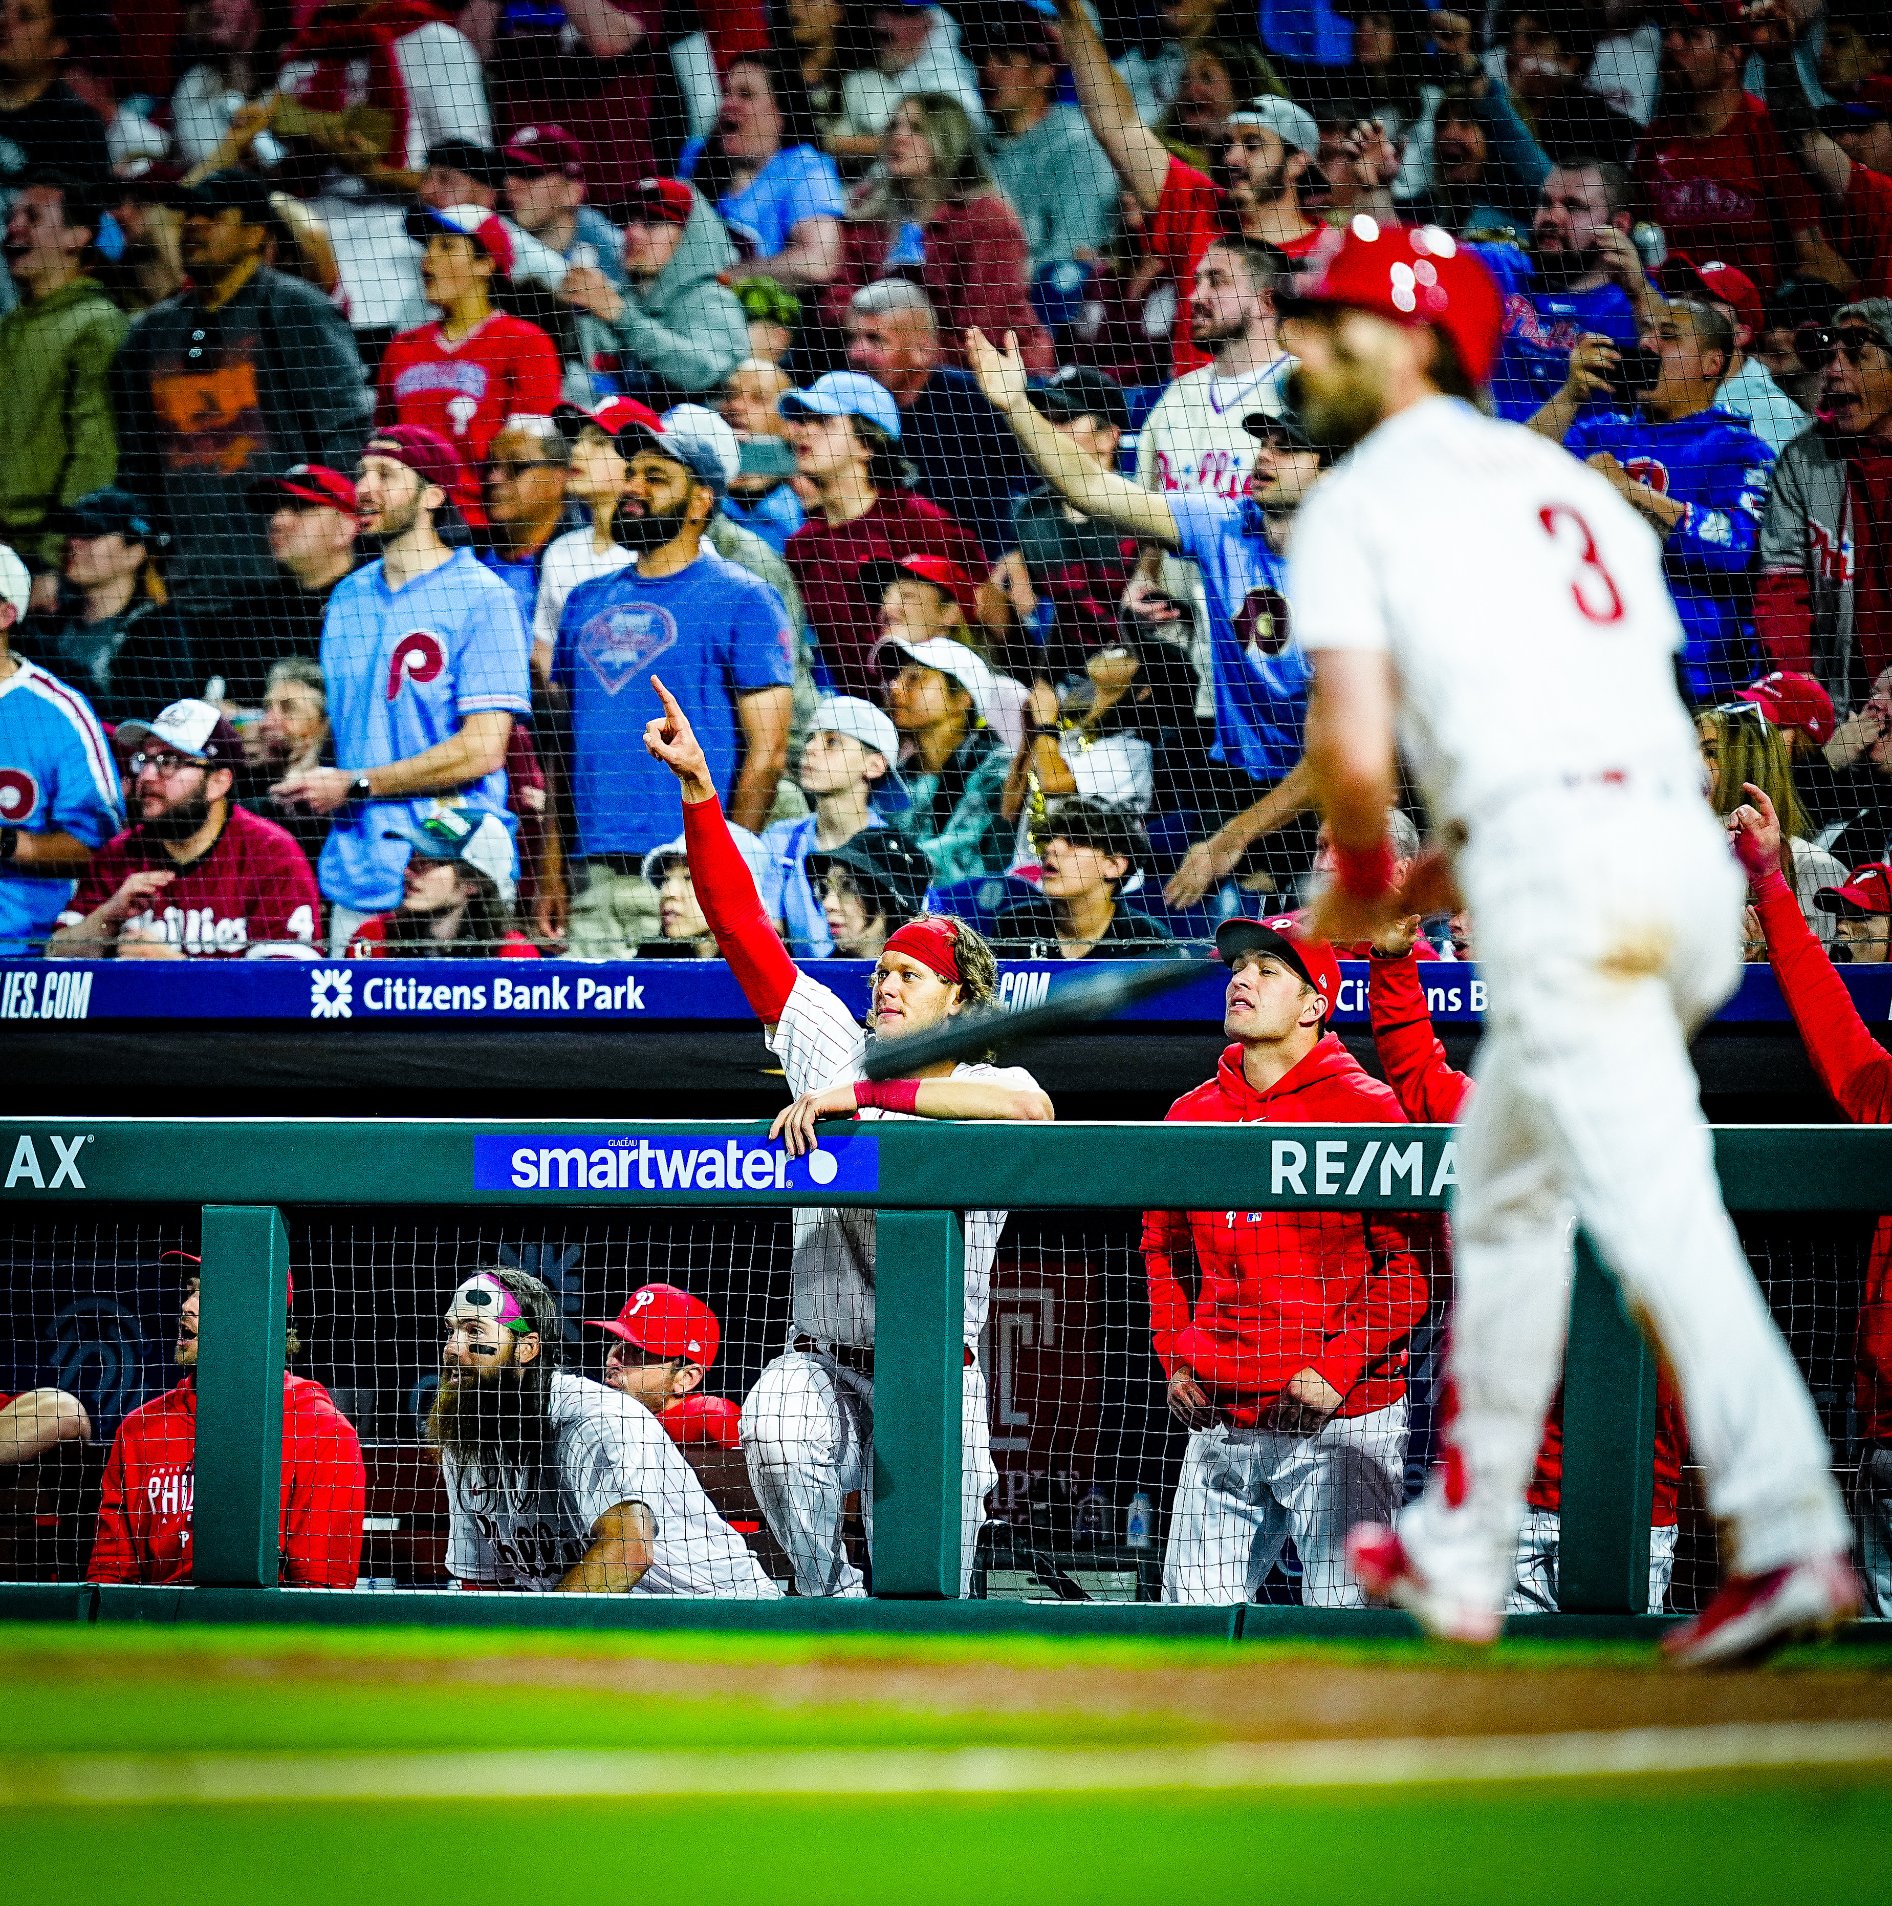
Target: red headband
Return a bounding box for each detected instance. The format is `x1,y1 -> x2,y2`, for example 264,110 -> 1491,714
882,920 -> 961,986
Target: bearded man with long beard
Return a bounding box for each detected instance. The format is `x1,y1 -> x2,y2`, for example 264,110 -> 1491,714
429,1266 -> 779,1597
48,698 -> 322,956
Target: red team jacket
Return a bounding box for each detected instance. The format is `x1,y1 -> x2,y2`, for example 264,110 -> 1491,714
1753,870 -> 1892,1445
87,1372 -> 366,1586
1367,950 -> 1688,1523
1142,1035 -> 1429,1423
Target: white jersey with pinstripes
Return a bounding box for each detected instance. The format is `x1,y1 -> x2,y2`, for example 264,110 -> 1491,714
766,971 -> 1040,1347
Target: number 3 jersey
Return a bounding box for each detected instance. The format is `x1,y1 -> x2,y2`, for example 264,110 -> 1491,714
441,1372 -> 779,1597
1286,396 -> 1704,836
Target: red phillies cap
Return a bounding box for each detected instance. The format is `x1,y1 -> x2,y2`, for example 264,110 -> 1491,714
363,425 -> 469,499
1816,864 -> 1892,918
405,202 -> 514,275
863,553 -> 980,623
1738,670 -> 1835,746
164,1249 -> 294,1306
1665,253 -> 1763,340
553,395 -> 665,447
623,176 -> 694,226
503,123 -> 585,178
1282,217 -> 1504,387
587,1282 -> 720,1366
1214,913 -> 1342,1021
247,463 -> 357,515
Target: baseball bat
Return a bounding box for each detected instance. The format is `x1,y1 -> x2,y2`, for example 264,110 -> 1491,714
862,958 -> 1210,1079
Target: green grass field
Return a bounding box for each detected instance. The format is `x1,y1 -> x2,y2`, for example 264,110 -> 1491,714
7,1623 -> 1890,1905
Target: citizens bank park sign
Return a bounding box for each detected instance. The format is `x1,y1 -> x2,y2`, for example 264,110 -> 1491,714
0,958 -> 1873,1029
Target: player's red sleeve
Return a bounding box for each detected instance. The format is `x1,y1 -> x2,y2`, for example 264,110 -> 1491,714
512,322 -> 564,419
1140,1206 -> 1196,1380
85,1425 -> 139,1584
1753,571 -> 1814,673
1312,1214 -> 1430,1400
1754,869 -> 1892,1123
1367,952 -> 1472,1122
681,793 -> 800,1023
279,1402 -> 365,1588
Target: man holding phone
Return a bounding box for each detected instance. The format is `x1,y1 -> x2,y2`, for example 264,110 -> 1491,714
1532,298 -> 1775,701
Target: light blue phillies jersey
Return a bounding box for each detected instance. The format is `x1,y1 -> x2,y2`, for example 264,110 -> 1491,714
0,657 -> 124,953
318,548 -> 531,912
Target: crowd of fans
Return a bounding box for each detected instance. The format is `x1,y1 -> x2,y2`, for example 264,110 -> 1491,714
0,0 -> 1890,964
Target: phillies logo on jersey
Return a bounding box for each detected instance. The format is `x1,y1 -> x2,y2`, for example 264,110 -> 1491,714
1623,457 -> 1670,493
1502,292 -> 1584,351
0,768 -> 41,824
387,630 -> 446,701
1236,585 -> 1293,660
1809,519 -> 1855,586
578,603 -> 679,695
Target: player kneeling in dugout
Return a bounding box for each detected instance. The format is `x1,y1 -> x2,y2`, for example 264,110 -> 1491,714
430,1267 -> 779,1596
1142,918 -> 1430,1607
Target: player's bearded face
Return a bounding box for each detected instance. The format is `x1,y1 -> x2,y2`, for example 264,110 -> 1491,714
429,1317 -> 550,1464
1283,315 -> 1399,451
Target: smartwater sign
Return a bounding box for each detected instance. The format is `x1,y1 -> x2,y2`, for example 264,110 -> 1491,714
472,1132 -> 880,1195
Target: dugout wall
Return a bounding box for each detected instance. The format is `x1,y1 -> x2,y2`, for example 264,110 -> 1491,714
0,1118 -> 1885,1638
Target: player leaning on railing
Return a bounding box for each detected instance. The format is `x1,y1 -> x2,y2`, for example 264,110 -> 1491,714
644,676 -> 1054,1597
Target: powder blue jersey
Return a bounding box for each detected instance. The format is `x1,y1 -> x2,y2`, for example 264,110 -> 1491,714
1564,405 -> 1774,701
0,658 -> 123,952
318,549 -> 531,912
1170,491 -> 1310,785
1491,280 -> 1643,425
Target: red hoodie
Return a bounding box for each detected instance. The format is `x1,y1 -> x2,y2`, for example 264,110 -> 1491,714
1752,869 -> 1892,1443
1142,1034 -> 1429,1422
1368,950 -> 1688,1523
87,1372 -> 366,1586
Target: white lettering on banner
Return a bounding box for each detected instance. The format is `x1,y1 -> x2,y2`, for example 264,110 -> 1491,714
3,1134 -> 90,1191
1315,1139 -> 1348,1195
1430,1142 -> 1459,1197
1381,1141 -> 1425,1198
1345,1140 -> 1382,1197
507,1139 -> 796,1194
0,969 -> 92,1020
997,971 -> 1052,1011
1271,1140 -> 1307,1195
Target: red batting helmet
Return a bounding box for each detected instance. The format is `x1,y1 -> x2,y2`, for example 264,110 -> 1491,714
1282,217 -> 1505,388
587,1282 -> 720,1366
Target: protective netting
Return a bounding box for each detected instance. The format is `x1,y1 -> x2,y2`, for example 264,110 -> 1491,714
1,1203 -> 1879,1611
3,1 -> 1888,960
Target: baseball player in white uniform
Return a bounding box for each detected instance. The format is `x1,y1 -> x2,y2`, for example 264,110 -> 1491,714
430,1268 -> 779,1597
643,677 -> 1055,1596
1280,217 -> 1857,1664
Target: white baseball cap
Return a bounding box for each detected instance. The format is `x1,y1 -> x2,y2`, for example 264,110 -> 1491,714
0,544 -> 30,620
384,805 -> 519,907
643,821 -> 769,889
808,694 -> 910,810
658,404 -> 741,493
873,634 -> 994,712
1226,94 -> 1320,159
115,698 -> 244,766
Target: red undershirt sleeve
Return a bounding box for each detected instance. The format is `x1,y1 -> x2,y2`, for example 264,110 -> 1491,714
681,794 -> 800,1025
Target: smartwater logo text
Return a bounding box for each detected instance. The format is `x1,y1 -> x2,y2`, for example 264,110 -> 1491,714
473,1134 -> 879,1195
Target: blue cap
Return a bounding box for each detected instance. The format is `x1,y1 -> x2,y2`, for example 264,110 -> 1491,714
779,371 -> 902,443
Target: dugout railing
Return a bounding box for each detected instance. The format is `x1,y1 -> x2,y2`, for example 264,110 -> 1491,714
0,1117 -> 1886,1639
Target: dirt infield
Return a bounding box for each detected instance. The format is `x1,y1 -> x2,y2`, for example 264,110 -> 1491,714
13,1631 -> 1892,1746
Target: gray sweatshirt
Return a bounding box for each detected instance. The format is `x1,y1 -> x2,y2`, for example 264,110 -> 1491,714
607,190 -> 749,395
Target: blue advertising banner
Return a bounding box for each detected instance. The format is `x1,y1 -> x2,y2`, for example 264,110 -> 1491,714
0,957 -> 1881,1030
471,1131 -> 880,1194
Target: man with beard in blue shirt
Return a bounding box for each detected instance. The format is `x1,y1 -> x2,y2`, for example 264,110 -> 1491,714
553,404 -> 794,956
1489,159 -> 1665,426
1537,297 -> 1774,701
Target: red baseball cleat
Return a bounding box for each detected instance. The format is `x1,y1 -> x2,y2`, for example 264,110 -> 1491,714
1346,1522 -> 1503,1644
1662,1554 -> 1861,1668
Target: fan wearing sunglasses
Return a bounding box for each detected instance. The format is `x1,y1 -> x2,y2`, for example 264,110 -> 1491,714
1755,299 -> 1892,717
